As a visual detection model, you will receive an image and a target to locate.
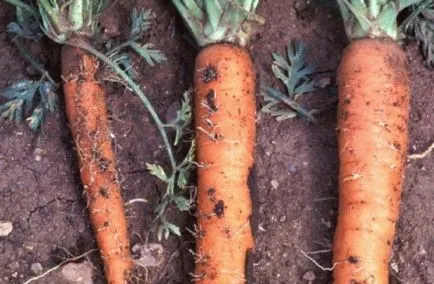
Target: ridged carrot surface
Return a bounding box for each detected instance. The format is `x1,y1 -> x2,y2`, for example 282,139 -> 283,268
334,38 -> 410,284
62,45 -> 132,284
193,43 -> 256,283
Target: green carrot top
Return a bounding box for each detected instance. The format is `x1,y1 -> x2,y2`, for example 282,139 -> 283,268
38,0 -> 107,43
172,0 -> 264,47
338,0 -> 422,41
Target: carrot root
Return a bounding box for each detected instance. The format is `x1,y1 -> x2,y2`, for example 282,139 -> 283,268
193,43 -> 256,283
334,38 -> 410,284
61,45 -> 132,284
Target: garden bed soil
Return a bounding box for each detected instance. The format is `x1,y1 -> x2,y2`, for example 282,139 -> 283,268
0,0 -> 432,283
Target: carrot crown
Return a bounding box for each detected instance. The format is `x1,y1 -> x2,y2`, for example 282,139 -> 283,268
337,0 -> 422,40
172,0 -> 264,47
38,0 -> 106,43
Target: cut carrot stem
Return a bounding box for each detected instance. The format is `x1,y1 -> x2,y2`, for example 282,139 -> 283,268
62,45 -> 132,284
194,43 -> 256,283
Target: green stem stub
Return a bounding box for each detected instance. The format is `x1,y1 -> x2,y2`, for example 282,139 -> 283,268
338,0 -> 422,41
172,0 -> 264,47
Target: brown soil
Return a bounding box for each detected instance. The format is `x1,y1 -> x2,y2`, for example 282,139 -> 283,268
0,1 -> 433,283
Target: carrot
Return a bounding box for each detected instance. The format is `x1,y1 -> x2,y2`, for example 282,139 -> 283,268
194,43 -> 256,282
37,2 -> 132,283
333,1 -> 415,283
6,1 -> 176,283
172,1 -> 264,282
6,1 -> 175,282
62,45 -> 132,283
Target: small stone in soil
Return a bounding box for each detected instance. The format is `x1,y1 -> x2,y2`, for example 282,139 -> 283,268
288,164 -> 297,173
132,243 -> 165,267
316,76 -> 332,89
279,215 -> 287,222
30,263 -> 43,275
60,261 -> 93,284
271,180 -> 279,189
0,221 -> 13,236
34,148 -> 43,162
302,270 -> 316,282
7,261 -> 19,270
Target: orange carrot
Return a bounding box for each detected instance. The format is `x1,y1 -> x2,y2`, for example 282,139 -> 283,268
171,1 -> 264,282
194,43 -> 256,283
333,2 -> 414,283
62,45 -> 132,284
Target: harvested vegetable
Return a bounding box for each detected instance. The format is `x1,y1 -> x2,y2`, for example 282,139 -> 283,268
3,1 -> 192,282
333,1 -> 418,283
41,2 -> 132,283
2,1 -> 132,282
62,45 -> 131,283
172,1 -> 263,282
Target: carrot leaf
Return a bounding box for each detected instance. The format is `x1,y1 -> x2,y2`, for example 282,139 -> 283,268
146,163 -> 169,183
107,52 -> 136,80
0,80 -> 57,130
7,6 -> 42,40
105,8 -> 166,73
261,42 -> 319,123
164,91 -> 193,146
401,0 -> 434,68
129,43 -> 167,67
172,196 -> 192,211
131,8 -> 152,39
151,140 -> 195,240
158,218 -> 181,240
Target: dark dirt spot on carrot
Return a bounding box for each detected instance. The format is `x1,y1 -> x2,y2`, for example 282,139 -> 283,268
100,187 -> 110,198
207,188 -> 216,202
206,89 -> 218,112
347,256 -> 359,264
214,133 -> 223,140
203,65 -> 218,83
209,271 -> 217,280
98,157 -> 111,172
213,200 -> 225,218
223,227 -> 231,238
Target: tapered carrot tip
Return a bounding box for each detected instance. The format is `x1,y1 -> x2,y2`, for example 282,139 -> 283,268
334,38 -> 410,284
192,43 -> 256,283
